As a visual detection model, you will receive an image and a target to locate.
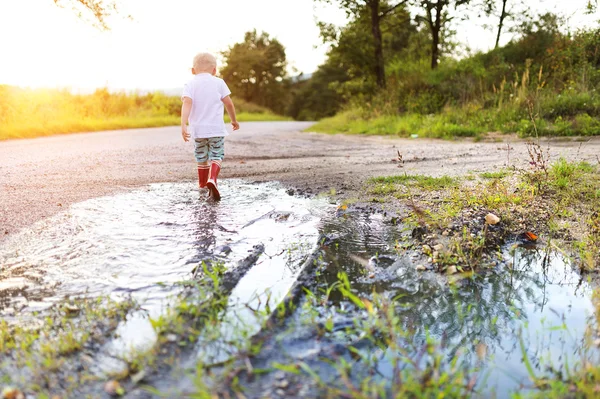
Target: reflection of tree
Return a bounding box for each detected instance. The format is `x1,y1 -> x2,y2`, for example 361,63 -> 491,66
189,203 -> 220,275
311,214 -> 585,377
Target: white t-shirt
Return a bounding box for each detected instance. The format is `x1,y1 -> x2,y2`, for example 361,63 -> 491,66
182,73 -> 232,139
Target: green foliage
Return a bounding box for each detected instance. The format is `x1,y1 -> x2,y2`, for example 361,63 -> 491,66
288,3 -> 415,120
0,85 -> 286,140
299,8 -> 600,138
221,30 -> 288,114
370,174 -> 457,190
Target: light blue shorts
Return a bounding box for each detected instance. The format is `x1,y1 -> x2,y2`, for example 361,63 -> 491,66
194,137 -> 225,163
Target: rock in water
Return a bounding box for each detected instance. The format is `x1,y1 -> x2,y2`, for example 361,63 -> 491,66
485,213 -> 500,225
2,388 -> 25,399
104,380 -> 124,397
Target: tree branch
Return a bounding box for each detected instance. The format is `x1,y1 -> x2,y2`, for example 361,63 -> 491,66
380,0 -> 410,18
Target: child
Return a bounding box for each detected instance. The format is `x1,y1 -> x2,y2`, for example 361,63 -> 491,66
181,52 -> 239,201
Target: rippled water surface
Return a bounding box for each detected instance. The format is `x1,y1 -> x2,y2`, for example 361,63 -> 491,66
0,181 -> 329,320
305,210 -> 596,397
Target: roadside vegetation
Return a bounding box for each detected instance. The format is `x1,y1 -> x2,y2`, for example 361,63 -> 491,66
0,86 -> 288,140
291,3 -> 600,139
365,153 -> 599,273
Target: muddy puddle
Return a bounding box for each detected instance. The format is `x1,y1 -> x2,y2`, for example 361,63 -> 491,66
0,181 -> 329,353
257,207 -> 596,397
0,182 -> 597,397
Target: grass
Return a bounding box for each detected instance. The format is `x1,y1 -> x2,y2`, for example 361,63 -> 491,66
480,170 -> 510,179
0,297 -> 136,394
0,85 -> 289,141
369,174 -> 457,190
364,156 -> 599,273
310,94 -> 600,139
310,111 -> 483,139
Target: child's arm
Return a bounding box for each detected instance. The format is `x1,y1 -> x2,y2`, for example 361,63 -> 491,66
181,97 -> 192,141
222,96 -> 239,131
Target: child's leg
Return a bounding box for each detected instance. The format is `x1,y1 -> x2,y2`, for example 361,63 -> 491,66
206,137 -> 225,200
194,139 -> 210,189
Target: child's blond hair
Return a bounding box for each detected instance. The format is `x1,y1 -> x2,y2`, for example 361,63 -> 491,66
193,53 -> 217,73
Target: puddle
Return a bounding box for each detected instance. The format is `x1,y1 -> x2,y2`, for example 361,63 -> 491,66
266,211 -> 597,397
0,181 -> 330,351
0,183 -> 596,396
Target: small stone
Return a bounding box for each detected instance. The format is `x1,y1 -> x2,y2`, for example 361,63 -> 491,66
2,388 -> 25,399
416,265 -> 426,271
104,380 -> 124,396
63,304 -> 81,315
432,251 -> 439,259
446,266 -> 458,275
433,244 -> 444,251
274,371 -> 286,380
130,369 -> 146,384
594,338 -> 600,348
442,230 -> 450,236
276,389 -> 286,396
166,334 -> 178,342
276,380 -> 289,389
485,213 -> 500,225
422,245 -> 432,254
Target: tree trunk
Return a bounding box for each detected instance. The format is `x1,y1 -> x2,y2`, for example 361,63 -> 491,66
495,0 -> 508,48
370,0 -> 386,88
429,1 -> 444,69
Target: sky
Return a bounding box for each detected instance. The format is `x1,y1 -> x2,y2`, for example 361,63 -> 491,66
0,0 -> 597,91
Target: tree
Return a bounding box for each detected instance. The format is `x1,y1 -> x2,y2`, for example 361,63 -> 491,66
53,0 -> 126,30
416,0 -> 471,69
220,31 -> 288,113
316,0 -> 410,88
290,6 -> 414,119
481,0 -> 528,49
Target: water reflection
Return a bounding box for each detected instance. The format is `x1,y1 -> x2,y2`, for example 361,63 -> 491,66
307,212 -> 595,396
0,181 -> 328,324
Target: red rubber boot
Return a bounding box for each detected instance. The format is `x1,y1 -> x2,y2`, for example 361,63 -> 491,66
197,164 -> 209,197
206,160 -> 222,201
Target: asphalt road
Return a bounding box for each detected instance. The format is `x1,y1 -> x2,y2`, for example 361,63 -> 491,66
2,121 -> 599,240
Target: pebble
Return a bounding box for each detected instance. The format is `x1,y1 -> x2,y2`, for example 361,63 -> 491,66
432,251 -> 439,259
276,389 -> 286,396
274,371 -> 286,380
276,380 -> 289,389
446,266 -> 458,275
2,388 -> 25,399
422,245 -> 432,254
416,265 -> 426,271
104,380 -> 124,397
433,244 -> 444,251
485,213 -> 501,225
166,334 -> 178,342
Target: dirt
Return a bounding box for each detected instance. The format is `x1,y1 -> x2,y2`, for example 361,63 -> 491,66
1,122 -> 599,242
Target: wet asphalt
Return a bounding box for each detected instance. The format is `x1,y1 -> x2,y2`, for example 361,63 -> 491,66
2,121 -> 599,241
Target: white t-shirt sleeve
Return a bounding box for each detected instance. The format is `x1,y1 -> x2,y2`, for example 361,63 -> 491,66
219,79 -> 232,99
182,82 -> 193,100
